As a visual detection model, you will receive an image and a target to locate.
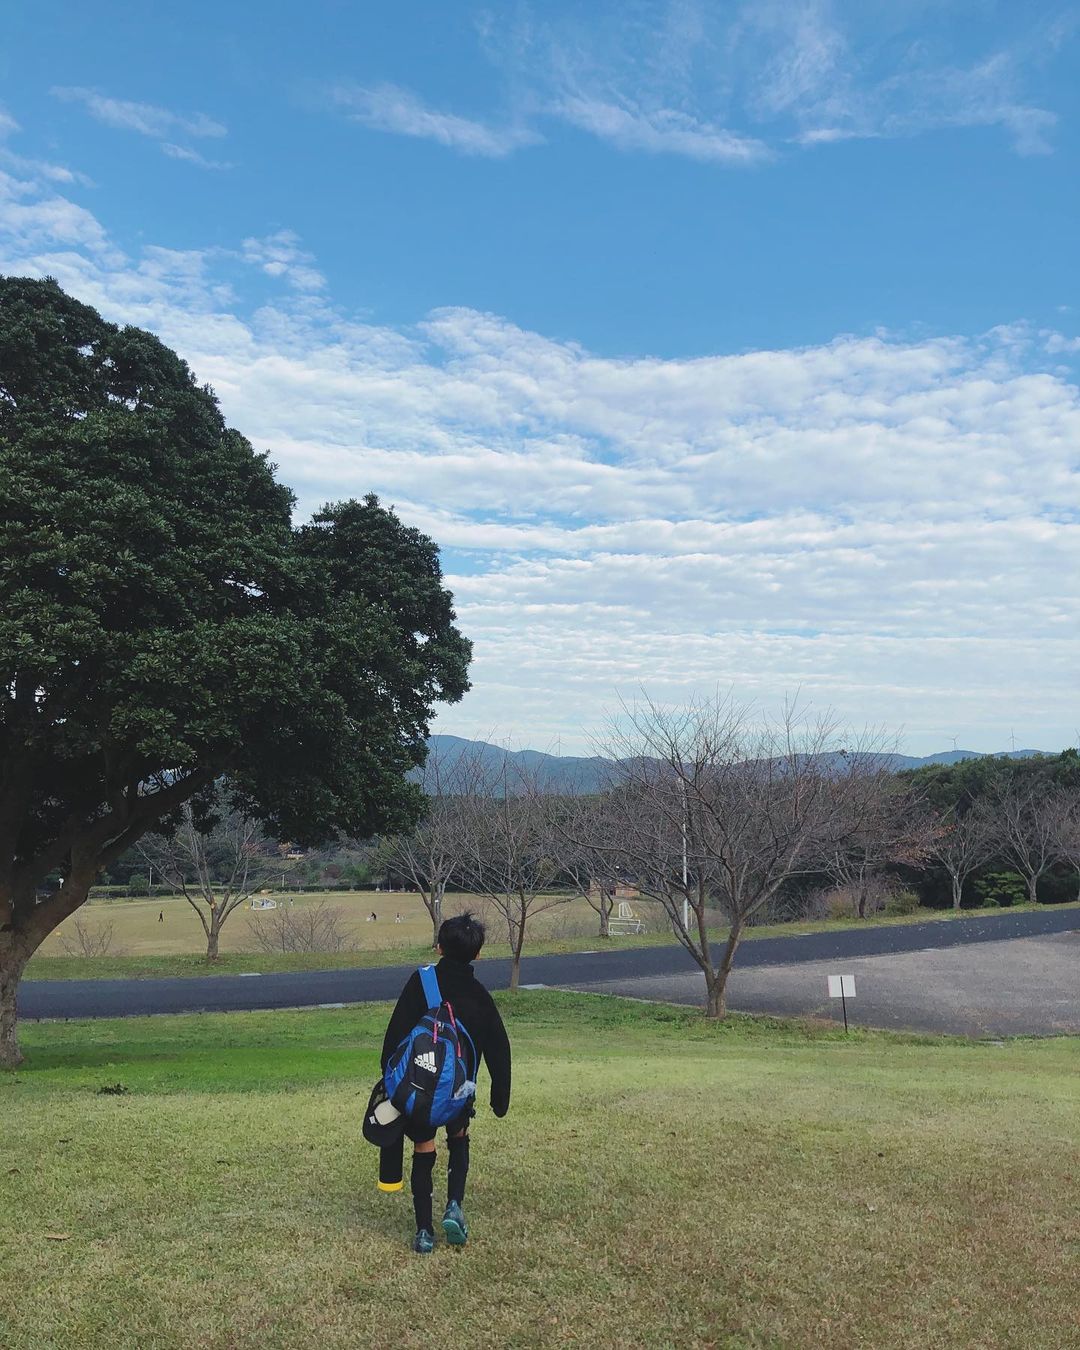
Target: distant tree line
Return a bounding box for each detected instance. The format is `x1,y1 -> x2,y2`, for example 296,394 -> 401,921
899,749 -> 1080,908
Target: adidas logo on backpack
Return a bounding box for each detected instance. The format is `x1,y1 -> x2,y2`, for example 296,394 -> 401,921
413,1050 -> 437,1074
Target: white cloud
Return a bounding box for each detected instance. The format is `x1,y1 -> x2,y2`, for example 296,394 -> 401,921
1044,331 -> 1080,355
50,87 -> 229,170
744,0 -> 849,120
873,54 -> 1059,157
330,82 -> 541,157
52,87 -> 226,139
1,159 -> 1077,754
553,96 -> 769,163
0,170 -> 114,255
321,7 -> 1069,165
739,3 -> 1065,155
0,106 -> 91,185
474,2 -> 1071,162
792,126 -> 868,145
161,143 -> 232,171
241,231 -> 326,292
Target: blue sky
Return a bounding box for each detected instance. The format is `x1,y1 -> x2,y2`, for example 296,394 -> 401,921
2,1 -> 1079,754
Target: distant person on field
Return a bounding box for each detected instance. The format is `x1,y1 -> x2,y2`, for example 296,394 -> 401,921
380,912 -> 511,1254
158,910 -> 163,923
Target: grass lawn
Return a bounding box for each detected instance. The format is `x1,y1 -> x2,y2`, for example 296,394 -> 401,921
3,996 -> 1078,1349
26,893 -> 1078,982
31,889 -> 670,971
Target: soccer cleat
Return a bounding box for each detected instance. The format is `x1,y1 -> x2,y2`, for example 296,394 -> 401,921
442,1200 -> 468,1247
411,1228 -> 435,1255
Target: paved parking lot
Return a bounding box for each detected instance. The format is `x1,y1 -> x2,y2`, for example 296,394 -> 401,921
564,930 -> 1080,1037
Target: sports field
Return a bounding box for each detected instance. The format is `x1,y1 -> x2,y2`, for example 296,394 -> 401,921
3,995 -> 1077,1349
37,889 -> 670,959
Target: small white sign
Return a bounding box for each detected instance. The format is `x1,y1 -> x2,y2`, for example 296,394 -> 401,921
828,975 -> 857,999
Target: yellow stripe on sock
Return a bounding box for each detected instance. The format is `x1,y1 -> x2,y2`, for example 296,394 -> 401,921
377,1180 -> 404,1192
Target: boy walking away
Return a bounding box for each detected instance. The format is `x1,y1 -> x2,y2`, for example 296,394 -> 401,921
380,913 -> 511,1254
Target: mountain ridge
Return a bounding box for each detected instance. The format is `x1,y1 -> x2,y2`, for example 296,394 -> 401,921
424,734 -> 1049,793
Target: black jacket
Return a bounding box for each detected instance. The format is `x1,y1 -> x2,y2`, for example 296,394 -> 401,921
380,957 -> 512,1117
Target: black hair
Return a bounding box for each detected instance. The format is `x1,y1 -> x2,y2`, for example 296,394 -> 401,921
438,911 -> 485,963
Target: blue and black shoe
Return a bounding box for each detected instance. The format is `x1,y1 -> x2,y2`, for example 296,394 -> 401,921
442,1201 -> 469,1247
411,1228 -> 435,1255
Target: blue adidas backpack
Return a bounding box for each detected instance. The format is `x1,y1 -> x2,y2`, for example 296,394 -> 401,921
384,965 -> 477,1133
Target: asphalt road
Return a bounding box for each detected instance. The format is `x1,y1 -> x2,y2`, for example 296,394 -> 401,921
567,930 -> 1080,1037
19,905 -> 1080,1022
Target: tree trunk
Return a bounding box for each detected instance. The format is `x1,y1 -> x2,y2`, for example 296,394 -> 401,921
2,877 -> 93,1067
0,938 -> 29,1069
598,894 -> 611,939
951,874 -> 963,911
705,919 -> 742,1019
509,910 -> 526,992
1027,874 -> 1039,906
205,924 -> 220,962
431,887 -> 443,949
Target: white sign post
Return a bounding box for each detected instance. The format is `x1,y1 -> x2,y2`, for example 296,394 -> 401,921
827,974 -> 857,1032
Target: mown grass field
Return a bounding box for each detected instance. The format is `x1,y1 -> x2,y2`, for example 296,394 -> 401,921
3,995 -> 1078,1349
28,889 -> 1074,982
35,888 -> 672,961
37,887 -> 523,958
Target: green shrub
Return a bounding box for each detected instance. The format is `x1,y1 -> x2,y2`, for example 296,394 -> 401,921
973,871 -> 1026,908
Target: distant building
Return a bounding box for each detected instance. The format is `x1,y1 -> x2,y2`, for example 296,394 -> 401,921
587,880 -> 639,902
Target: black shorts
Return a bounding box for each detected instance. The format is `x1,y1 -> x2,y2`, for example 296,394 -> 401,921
403,1100 -> 475,1145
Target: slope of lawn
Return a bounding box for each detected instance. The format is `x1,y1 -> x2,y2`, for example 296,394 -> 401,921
3,995 -> 1078,1349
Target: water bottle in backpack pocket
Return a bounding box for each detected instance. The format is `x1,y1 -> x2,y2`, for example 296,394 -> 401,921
383,965 -> 477,1135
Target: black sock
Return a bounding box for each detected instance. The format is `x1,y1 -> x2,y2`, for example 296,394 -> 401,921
411,1151 -> 436,1232
447,1134 -> 470,1207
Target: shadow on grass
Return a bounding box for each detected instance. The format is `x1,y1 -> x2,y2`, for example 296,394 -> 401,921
6,993 -> 966,1097
7,1042 -> 382,1094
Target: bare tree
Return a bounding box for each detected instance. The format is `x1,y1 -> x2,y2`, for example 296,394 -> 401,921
381,750 -> 470,947
247,900 -> 356,954
57,916 -> 123,958
140,801 -> 281,961
587,693 -> 889,1018
820,774 -> 931,918
993,780 -> 1065,906
457,753 -> 568,991
1048,791 -> 1080,903
927,802 -> 994,911
545,792 -> 618,938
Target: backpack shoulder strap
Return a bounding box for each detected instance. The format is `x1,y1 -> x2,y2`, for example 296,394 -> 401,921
418,964 -> 442,1011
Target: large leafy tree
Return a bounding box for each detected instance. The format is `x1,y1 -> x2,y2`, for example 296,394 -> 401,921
0,277 -> 470,1065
